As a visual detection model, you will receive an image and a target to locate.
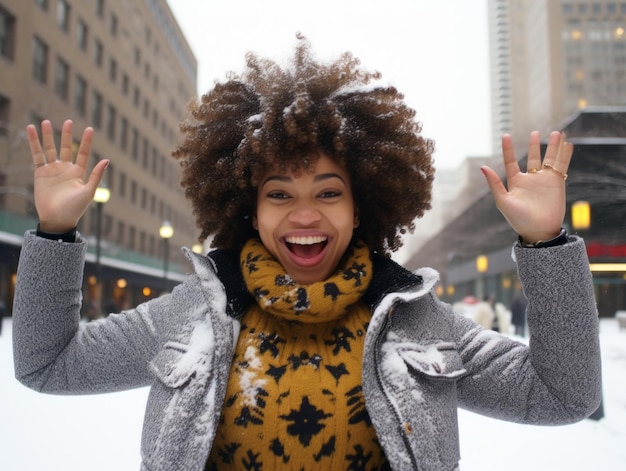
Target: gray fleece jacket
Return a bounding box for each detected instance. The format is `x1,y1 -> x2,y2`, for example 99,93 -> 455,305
13,231 -> 602,471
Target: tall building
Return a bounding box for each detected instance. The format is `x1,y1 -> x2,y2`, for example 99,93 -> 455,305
0,0 -> 199,313
488,0 -> 626,153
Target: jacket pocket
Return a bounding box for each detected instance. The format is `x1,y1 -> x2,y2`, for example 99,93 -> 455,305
397,342 -> 466,380
148,341 -> 198,388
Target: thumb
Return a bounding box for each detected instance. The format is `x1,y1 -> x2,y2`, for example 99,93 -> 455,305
480,165 -> 507,201
85,159 -> 111,195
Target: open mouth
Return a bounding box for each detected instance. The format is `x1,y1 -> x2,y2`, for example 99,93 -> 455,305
284,235 -> 328,259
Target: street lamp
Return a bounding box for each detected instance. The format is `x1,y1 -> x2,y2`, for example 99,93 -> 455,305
475,254 -> 488,300
93,183 -> 111,314
572,200 -> 591,231
159,220 -> 174,293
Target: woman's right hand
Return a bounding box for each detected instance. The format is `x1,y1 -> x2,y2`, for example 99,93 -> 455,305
27,119 -> 109,233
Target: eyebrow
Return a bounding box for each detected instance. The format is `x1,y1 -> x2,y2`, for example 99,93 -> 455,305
261,172 -> 346,187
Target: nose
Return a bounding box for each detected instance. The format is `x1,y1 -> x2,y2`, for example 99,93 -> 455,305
288,201 -> 321,226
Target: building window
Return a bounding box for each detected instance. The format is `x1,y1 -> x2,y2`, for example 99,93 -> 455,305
133,46 -> 140,66
122,73 -> 129,95
56,0 -> 70,32
130,180 -> 137,204
74,75 -> 87,116
94,39 -> 103,67
96,0 -> 105,18
109,13 -> 118,36
0,94 -> 9,138
116,220 -> 124,244
109,57 -> 117,82
142,137 -> 149,168
34,0 -> 48,11
32,37 -> 48,84
0,6 -> 16,61
91,91 -> 103,128
120,116 -> 128,151
133,86 -> 140,107
151,149 -> 158,176
77,19 -> 88,51
129,226 -> 135,250
119,171 -> 126,198
54,57 -> 70,101
131,128 -> 138,160
106,104 -> 116,140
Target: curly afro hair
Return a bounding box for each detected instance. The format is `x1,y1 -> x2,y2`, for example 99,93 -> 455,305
172,34 -> 435,256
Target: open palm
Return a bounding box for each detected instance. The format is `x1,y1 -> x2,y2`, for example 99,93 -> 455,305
27,120 -> 109,233
481,131 -> 573,244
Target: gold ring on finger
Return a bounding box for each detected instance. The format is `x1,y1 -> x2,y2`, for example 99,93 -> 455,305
542,163 -> 568,180
528,168 -> 539,174
33,163 -> 47,169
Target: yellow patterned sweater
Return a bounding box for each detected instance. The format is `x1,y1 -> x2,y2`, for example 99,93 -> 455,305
206,239 -> 389,470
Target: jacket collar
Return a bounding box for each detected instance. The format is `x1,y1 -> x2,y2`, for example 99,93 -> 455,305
192,248 -> 429,319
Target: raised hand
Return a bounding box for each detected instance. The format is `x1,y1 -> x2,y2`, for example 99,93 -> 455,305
27,119 -> 109,233
481,131 -> 573,244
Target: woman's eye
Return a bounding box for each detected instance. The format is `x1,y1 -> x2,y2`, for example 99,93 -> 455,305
267,191 -> 290,199
319,190 -> 342,198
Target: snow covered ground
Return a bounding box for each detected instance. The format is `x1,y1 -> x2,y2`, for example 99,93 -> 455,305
1,317 -> 624,470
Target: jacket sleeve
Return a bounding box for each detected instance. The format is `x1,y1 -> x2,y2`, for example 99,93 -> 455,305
12,231 -> 165,394
455,235 -> 602,424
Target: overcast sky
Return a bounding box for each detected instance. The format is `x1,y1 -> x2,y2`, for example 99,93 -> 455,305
166,0 -> 493,170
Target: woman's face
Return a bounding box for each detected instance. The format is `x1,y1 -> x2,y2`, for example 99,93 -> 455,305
253,154 -> 359,285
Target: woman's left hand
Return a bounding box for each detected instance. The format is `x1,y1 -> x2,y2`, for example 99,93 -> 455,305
481,131 -> 573,244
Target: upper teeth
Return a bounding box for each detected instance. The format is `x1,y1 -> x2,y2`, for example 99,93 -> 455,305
285,235 -> 327,245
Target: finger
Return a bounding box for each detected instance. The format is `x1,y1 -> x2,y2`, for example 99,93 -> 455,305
74,126 -> 94,169
85,159 -> 110,195
526,131 -> 542,172
40,120 -> 58,164
58,120 -> 74,162
541,131 -> 562,167
555,133 -> 574,171
501,134 -> 520,180
480,165 -> 508,201
26,124 -> 46,167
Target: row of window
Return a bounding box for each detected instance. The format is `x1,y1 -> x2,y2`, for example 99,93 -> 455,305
563,2 -> 626,15
36,0 -> 107,24
88,203 -> 194,258
38,0 -> 190,104
27,23 -> 182,142
0,5 -> 15,61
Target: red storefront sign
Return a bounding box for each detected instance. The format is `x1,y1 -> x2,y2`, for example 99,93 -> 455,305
586,242 -> 626,259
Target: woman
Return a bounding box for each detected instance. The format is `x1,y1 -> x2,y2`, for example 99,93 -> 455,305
13,38 -> 601,471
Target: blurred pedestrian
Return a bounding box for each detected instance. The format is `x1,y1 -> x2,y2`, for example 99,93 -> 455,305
486,295 -> 512,334
511,295 -> 529,337
475,296 -> 496,329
